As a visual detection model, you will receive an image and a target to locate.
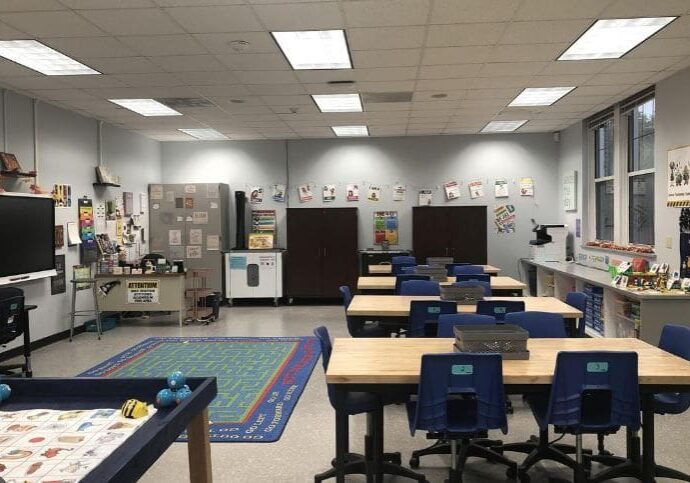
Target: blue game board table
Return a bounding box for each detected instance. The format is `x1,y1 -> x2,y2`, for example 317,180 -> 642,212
3,376 -> 217,482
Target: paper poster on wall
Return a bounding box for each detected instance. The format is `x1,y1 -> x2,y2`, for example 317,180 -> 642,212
152,203 -> 160,210
51,254 -> 66,296
367,185 -> 381,202
250,186 -> 264,204
123,192 -> 134,216
207,234 -> 220,251
184,184 -> 196,194
206,184 -> 219,199
418,189 -> 433,206
563,170 -> 577,211
150,185 -> 163,200
127,280 -> 159,304
346,184 -> 359,201
193,211 -> 208,224
444,181 -> 460,200
667,145 -> 690,207
210,201 -> 218,209
519,177 -> 534,196
184,197 -> 194,209
168,229 -> 182,246
139,193 -> 146,214
52,184 -> 72,208
468,180 -> 484,199
298,184 -> 313,203
186,246 -> 202,259
189,228 -> 203,245
322,184 -> 336,202
494,204 -> 516,234
393,184 -> 406,201
54,224 -> 64,248
272,184 -> 286,202
94,202 -> 106,234
73,265 -> 91,290
176,216 -> 184,222
374,211 -> 399,246
494,179 -> 509,198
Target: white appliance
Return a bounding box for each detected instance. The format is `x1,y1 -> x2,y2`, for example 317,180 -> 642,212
530,225 -> 568,262
224,250 -> 284,306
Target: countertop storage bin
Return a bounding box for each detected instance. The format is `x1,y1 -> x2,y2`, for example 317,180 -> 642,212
453,324 -> 530,360
440,285 -> 484,304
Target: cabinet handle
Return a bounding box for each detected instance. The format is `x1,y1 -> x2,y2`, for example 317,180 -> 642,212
323,247 -> 327,257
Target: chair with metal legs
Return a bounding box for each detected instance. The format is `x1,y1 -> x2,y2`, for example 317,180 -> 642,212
69,278 -> 102,341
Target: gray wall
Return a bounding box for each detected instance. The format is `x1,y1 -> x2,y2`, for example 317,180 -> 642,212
557,122 -> 585,258
1,90 -> 161,347
162,133 -> 561,278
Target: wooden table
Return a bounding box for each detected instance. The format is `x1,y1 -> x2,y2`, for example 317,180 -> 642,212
368,264 -> 501,275
357,275 -> 526,295
326,337 -> 690,482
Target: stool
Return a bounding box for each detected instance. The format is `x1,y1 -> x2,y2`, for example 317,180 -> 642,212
69,279 -> 102,341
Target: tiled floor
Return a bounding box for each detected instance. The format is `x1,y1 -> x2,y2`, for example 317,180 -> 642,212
27,304 -> 690,482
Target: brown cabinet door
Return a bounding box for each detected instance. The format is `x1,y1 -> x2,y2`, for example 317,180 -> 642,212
448,206 -> 487,264
286,208 -> 323,297
321,208 -> 359,297
412,207 -> 453,262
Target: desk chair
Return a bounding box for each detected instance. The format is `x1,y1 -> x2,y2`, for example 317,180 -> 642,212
393,263 -> 417,275
395,275 -> 431,295
436,314 -> 496,337
476,300 -> 525,321
339,286 -> 392,338
565,292 -> 588,337
504,311 -> 567,338
0,288 -> 32,377
453,265 -> 484,276
408,301 -> 456,337
313,327 -> 425,482
446,263 -> 470,276
501,351 -> 640,483
400,280 -> 440,296
452,281 -> 491,296
455,274 -> 490,283
399,266 -> 417,274
407,353 -> 517,482
392,256 -> 416,265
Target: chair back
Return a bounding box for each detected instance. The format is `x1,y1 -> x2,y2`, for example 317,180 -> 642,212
566,292 -> 589,337
313,326 -> 336,409
446,263 -> 471,276
392,256 -> 416,265
545,351 -> 640,433
399,266 -> 417,274
408,301 -> 457,337
453,265 -> 484,275
395,275 -> 431,294
0,287 -> 25,344
455,274 -> 490,283
408,353 -> 508,435
453,281 -> 491,296
400,280 -> 440,296
437,314 -> 496,337
393,263 -> 417,275
656,325 -> 690,413
339,286 -> 359,337
476,300 -> 525,321
504,311 -> 567,338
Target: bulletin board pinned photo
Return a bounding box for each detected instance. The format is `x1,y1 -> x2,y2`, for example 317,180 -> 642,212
374,211 -> 399,246
494,204 -> 516,234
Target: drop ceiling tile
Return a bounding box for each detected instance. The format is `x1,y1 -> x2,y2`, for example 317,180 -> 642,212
464,87 -> 520,99
479,62 -> 547,77
83,85 -> 198,98
364,102 -> 411,112
41,37 -> 138,58
415,78 -> 475,91
490,43 -> 568,63
656,15 -> 690,38
539,60 -> 612,75
0,11 -> 104,37
234,70 -> 297,85
585,72 -> 655,86
529,74 -> 593,86
343,0 -> 430,28
246,83 -> 307,95
118,34 -> 206,56
347,27 -> 425,50
192,32 -> 277,54
499,20 -> 591,44
78,9 -> 184,35
571,85 -> 634,97
600,0 -> 690,17
260,95 -> 312,106
422,46 -> 494,65
0,21 -> 27,39
513,0 -> 612,20
29,88 -> 97,101
179,106 -> 233,120
555,94 -> 612,105
418,64 -> 482,79
470,75 -> 534,89
150,55 -> 225,72
192,85 -> 252,97
0,1 -> 64,11
114,72 -> 186,86
426,23 -> 506,47
53,75 -> 127,88
627,38 -> 690,58
352,67 -> 418,82
61,0 -> 156,8
354,80 -> 416,92
430,0 -> 521,23
216,53 -> 290,71
603,56 -> 684,73
413,90 -> 466,101
81,57 -> 164,74
352,49 -> 422,68
411,100 -> 459,110
163,6 -> 262,33
251,2 -> 344,30
0,60 -> 40,77
174,71 -> 240,85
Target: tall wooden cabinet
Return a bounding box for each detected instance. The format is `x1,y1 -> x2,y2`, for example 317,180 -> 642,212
286,208 -> 358,298
413,206 -> 487,264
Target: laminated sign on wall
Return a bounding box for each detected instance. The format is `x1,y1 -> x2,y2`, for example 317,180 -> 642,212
667,145 -> 690,207
127,280 -> 159,304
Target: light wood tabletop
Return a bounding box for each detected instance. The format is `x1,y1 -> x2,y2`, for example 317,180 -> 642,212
347,295 -> 582,318
327,337 -> 690,385
368,264 -> 501,275
357,275 -> 526,291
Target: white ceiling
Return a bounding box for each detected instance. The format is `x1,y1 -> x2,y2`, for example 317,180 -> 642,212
1,0 -> 689,141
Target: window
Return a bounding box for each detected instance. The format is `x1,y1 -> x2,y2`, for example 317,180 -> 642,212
593,118 -> 614,241
626,98 -> 655,245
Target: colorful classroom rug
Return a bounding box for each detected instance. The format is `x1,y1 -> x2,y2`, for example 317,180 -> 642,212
79,336 -> 321,443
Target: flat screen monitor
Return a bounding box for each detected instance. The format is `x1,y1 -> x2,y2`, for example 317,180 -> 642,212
0,193 -> 56,285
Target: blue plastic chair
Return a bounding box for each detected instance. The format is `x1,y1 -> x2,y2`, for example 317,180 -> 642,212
504,311 -> 567,338
339,286 -> 389,338
407,353 -> 516,480
400,280 -> 440,296
395,275 -> 431,295
455,274 -> 490,283
408,300 -> 456,337
436,314 -> 496,337
565,292 -> 588,337
656,325 -> 690,414
392,263 -> 416,275
446,263 -> 471,276
476,300 -> 525,321
452,280 -> 491,296
392,256 -> 416,265
453,265 -> 484,275
399,266 -> 417,274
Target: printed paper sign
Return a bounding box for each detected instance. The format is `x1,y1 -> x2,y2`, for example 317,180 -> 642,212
519,177 -> 534,196
192,211 -> 208,224
494,204 -> 516,233
150,185 -> 163,200
272,184 -> 286,202
393,184 -> 406,201
168,229 -> 181,246
186,246 -> 202,258
468,180 -> 484,199
127,280 -> 159,304
250,187 -> 263,204
207,184 -> 219,198
298,184 -> 313,203
184,184 -> 196,194
346,184 -> 360,201
419,189 -> 433,206
322,184 -> 336,202
444,181 -> 460,200
189,228 -> 203,245
367,185 -> 381,202
207,235 -> 220,251
494,179 -> 509,198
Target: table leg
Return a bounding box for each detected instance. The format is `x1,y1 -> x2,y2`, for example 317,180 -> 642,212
187,408 -> 212,483
641,394 -> 655,483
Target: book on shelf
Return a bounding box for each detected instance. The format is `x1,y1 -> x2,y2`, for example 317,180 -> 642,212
95,166 -> 120,184
0,152 -> 21,172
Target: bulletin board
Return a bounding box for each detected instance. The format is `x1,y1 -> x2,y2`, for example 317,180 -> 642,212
374,211 -> 398,245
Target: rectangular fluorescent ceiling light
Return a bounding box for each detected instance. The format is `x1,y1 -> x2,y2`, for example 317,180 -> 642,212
509,87 -> 576,106
481,120 -> 528,133
179,128 -> 228,140
559,17 -> 676,60
332,125 -> 368,137
272,30 -> 352,70
0,40 -> 100,76
312,94 -> 362,112
109,99 -> 182,117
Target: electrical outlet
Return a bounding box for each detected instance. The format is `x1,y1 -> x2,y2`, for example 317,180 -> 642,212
666,237 -> 673,249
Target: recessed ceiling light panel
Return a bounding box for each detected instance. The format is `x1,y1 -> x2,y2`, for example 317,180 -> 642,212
109,99 -> 182,117
332,125 -> 368,137
179,128 -> 228,140
272,30 -> 352,70
509,87 -> 576,106
481,120 -> 528,133
559,17 -> 676,60
0,40 -> 100,76
312,93 -> 362,112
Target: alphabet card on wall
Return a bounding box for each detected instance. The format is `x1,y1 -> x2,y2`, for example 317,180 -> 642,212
298,184 -> 313,203
444,181 -> 460,200
494,179 -> 509,198
250,187 -> 263,204
418,189 -> 433,206
519,177 -> 534,196
272,184 -> 285,202
392,184 -> 406,201
346,184 -> 360,201
367,185 -> 381,202
468,180 -> 484,199
322,184 -> 336,202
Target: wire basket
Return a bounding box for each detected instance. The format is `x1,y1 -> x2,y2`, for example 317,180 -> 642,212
453,324 -> 530,360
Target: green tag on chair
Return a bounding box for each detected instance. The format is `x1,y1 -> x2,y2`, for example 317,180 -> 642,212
452,364 -> 474,375
494,307 -> 507,314
427,307 -> 441,314
587,362 -> 609,373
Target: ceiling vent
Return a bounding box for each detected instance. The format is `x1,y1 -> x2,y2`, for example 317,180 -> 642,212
361,91 -> 413,103
157,98 -> 214,109
327,80 -> 356,85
